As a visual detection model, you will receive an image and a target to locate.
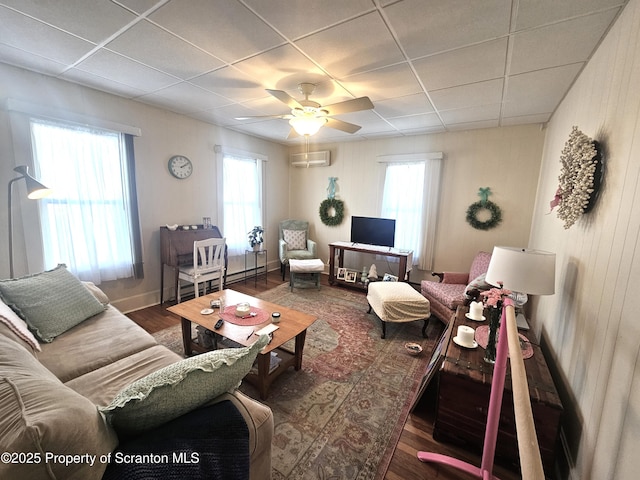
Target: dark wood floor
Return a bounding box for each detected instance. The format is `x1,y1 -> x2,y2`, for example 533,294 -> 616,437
127,271 -> 520,480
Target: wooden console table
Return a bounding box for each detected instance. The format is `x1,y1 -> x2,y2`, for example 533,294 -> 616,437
328,241 -> 413,290
434,306 -> 563,474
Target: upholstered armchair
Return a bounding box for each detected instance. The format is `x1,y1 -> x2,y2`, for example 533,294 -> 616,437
278,220 -> 317,280
420,251 -> 492,324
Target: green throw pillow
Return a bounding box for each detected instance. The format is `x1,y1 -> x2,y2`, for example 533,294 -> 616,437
100,335 -> 270,436
0,265 -> 106,343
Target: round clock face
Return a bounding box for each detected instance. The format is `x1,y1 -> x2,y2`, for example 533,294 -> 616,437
168,155 -> 193,179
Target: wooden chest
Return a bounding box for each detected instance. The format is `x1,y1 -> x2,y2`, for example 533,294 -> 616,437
434,307 -> 563,474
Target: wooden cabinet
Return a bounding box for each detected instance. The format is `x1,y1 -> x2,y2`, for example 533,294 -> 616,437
434,307 -> 563,474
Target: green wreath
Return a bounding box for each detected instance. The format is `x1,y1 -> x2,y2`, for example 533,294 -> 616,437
466,200 -> 502,230
319,198 -> 344,226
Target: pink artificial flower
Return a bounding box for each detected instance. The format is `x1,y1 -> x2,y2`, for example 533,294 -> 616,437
480,287 -> 512,307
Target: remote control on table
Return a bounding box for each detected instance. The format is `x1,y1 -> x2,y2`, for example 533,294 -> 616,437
214,319 -> 224,329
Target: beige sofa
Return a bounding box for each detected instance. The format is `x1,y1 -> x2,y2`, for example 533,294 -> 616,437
0,276 -> 273,480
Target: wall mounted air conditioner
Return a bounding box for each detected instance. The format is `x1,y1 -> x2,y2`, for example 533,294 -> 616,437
290,150 -> 330,167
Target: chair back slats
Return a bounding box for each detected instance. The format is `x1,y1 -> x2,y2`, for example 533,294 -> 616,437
194,238 -> 225,274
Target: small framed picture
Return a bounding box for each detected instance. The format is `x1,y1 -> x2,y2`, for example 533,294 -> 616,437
337,268 -> 347,280
382,273 -> 398,282
345,270 -> 357,283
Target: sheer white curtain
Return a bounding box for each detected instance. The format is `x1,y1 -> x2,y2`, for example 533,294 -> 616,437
380,155 -> 442,270
31,120 -> 136,283
221,155 -> 263,256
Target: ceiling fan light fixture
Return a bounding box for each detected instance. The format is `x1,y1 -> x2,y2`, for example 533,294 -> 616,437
289,115 -> 327,136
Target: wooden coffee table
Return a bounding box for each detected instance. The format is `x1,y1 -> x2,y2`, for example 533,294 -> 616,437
167,289 -> 317,399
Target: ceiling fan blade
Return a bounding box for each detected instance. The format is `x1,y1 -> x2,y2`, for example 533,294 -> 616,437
266,89 -> 303,110
325,117 -> 362,134
323,96 -> 374,116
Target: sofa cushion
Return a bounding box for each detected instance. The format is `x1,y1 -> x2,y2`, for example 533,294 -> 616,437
100,335 -> 270,436
37,305 -> 158,382
0,333 -> 117,480
0,265 -> 105,343
420,281 -> 467,309
66,345 -> 183,406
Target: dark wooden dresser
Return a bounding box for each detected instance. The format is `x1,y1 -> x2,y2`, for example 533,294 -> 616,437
434,306 -> 563,474
159,225 -> 227,303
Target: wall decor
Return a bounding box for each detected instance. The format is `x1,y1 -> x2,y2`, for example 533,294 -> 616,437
466,187 -> 502,230
549,126 -> 602,229
319,177 -> 344,226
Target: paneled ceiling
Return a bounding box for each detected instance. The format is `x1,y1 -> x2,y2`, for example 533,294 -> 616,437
0,0 -> 627,144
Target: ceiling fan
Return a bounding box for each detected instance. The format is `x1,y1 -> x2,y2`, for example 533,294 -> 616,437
236,83 -> 374,138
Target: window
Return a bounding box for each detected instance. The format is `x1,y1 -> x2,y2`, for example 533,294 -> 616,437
30,119 -> 143,284
379,154 -> 442,270
221,153 -> 263,256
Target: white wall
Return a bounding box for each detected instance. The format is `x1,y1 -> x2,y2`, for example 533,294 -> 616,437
289,125 -> 545,280
0,64 -> 290,311
528,0 -> 640,478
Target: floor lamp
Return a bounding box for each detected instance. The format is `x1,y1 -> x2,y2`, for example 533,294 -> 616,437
7,165 -> 52,278
418,246 -> 556,480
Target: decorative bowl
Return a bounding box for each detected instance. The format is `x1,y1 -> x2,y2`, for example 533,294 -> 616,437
404,342 -> 423,356
166,224 -> 178,231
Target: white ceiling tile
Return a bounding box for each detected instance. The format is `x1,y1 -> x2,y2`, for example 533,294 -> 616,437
148,0 -> 284,63
233,44 -> 327,91
440,104 -> 502,124
413,39 -> 508,90
190,66 -> 264,102
503,63 -> 583,116
341,63 -> 422,101
139,82 -> 230,113
242,0 -> 374,40
75,49 -> 180,92
106,20 -> 224,79
0,0 -> 135,43
294,12 -> 405,78
374,93 -> 435,117
387,113 -> 443,130
501,113 -> 551,126
510,10 -> 620,75
116,0 -> 166,15
0,44 -> 67,76
0,7 -> 95,65
430,79 -> 504,111
515,0 -> 623,31
61,67 -> 148,99
384,0 -> 512,58
447,119 -> 499,131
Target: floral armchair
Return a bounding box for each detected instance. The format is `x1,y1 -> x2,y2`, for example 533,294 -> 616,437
278,220 -> 318,280
420,251 -> 492,324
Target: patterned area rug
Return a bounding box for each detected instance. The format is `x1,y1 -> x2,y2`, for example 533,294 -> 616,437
154,283 -> 439,480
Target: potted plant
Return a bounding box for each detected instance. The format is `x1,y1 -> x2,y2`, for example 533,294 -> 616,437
248,226 -> 264,251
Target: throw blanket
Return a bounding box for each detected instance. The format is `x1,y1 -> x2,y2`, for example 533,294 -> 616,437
0,300 -> 41,351
102,400 -> 249,480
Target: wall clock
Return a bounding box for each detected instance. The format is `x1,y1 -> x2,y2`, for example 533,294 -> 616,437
168,155 -> 193,179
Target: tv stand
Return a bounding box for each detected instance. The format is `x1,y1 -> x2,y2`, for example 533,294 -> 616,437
329,241 -> 413,290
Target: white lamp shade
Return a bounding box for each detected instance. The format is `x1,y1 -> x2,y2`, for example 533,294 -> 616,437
485,246 -> 556,295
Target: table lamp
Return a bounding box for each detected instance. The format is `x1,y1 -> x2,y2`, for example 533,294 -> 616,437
7,165 -> 52,278
418,246 -> 555,480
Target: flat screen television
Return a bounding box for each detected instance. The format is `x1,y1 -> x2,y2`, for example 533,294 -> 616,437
350,216 -> 396,248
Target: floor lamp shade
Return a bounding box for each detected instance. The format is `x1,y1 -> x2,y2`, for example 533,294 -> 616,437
8,165 -> 52,278
485,246 -> 556,295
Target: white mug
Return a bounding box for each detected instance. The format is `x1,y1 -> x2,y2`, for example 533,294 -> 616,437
457,325 -> 475,347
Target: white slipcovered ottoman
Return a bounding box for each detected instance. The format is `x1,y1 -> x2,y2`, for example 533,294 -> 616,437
367,281 -> 431,338
289,258 -> 324,291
